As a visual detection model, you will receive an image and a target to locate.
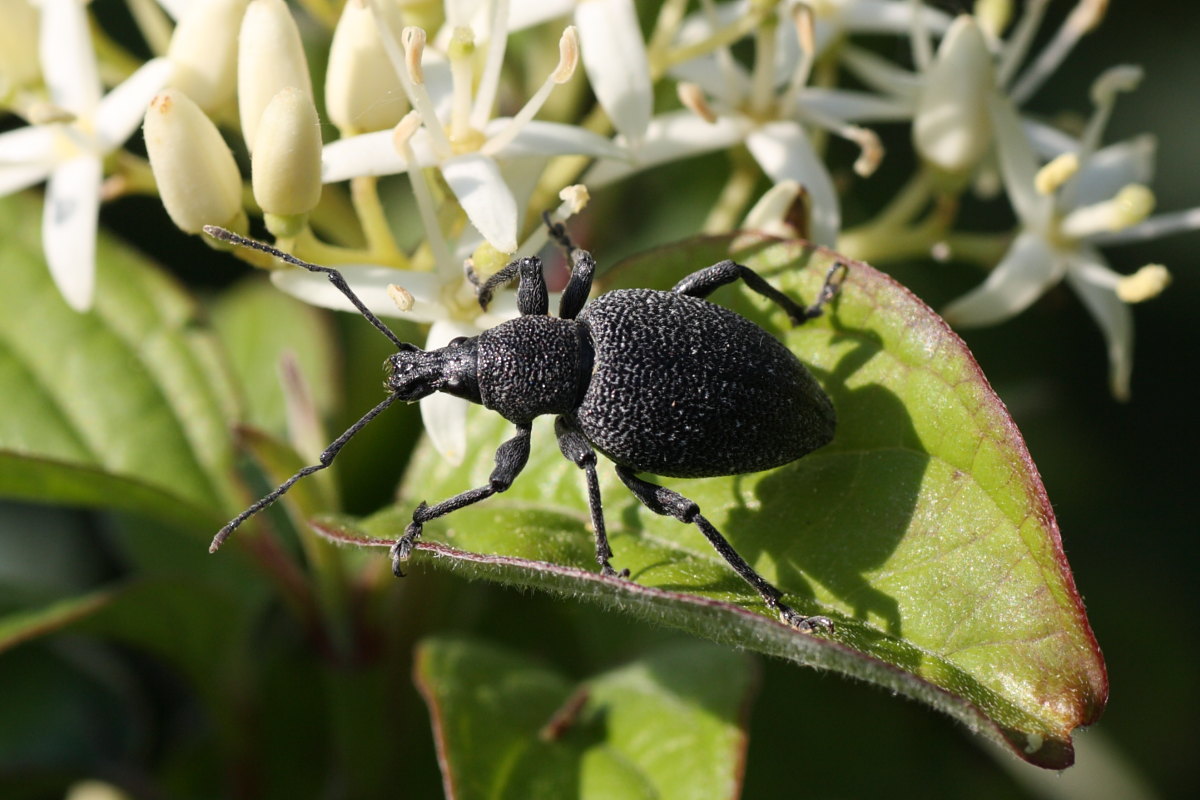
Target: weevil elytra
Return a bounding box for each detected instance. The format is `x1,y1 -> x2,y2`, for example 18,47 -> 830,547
209,218 -> 845,632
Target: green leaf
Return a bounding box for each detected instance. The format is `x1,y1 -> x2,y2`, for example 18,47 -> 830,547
0,193 -> 241,532
413,636 -> 755,800
317,235 -> 1106,768
0,591 -> 114,653
208,277 -> 339,439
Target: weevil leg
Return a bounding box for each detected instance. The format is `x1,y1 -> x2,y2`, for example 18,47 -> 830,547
557,248 -> 598,321
555,416 -> 626,578
542,210 -> 576,255
391,423 -> 533,575
468,256 -> 549,315
615,466 -> 833,634
671,259 -> 846,326
540,212 -> 597,320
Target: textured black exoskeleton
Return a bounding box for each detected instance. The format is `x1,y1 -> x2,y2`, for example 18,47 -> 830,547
208,219 -> 845,633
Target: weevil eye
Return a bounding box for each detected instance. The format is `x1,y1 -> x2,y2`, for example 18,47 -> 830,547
448,336 -> 469,346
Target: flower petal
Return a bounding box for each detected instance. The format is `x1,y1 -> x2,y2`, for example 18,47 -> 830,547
839,45 -> 922,102
156,0 -> 188,20
441,153 -> 518,253
575,0 -> 652,145
1065,135 -> 1156,211
585,109 -> 747,187
322,129 -> 413,182
419,392 -> 470,466
668,54 -> 750,107
942,231 -> 1063,327
1023,119 -> 1080,160
799,87 -> 914,123
0,127 -> 56,194
1065,248 -> 1133,400
0,161 -> 55,195
835,0 -> 953,36
43,155 -> 103,312
40,0 -> 102,115
95,57 -> 175,150
484,119 -> 626,161
989,93 -> 1050,228
746,121 -> 840,246
271,265 -> 451,323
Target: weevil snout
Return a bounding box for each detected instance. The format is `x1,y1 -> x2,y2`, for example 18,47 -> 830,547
384,337 -> 480,403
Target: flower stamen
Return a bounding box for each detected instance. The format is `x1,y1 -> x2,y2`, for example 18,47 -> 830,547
482,27 -> 579,157
1034,153 -> 1079,195
1116,264 -> 1171,303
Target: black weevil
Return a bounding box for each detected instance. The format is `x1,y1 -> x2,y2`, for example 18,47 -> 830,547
207,219 -> 846,633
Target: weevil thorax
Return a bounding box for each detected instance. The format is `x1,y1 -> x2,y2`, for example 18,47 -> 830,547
384,337 -> 482,404
476,316 -> 593,424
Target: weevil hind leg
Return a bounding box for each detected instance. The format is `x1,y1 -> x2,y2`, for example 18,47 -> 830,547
614,466 -> 832,633
671,259 -> 846,326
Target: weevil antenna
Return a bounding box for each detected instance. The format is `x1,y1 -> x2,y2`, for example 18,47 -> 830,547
209,392 -> 403,552
204,226 -> 416,352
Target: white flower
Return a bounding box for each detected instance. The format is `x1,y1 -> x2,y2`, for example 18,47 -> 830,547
436,0 -> 653,145
944,69 -> 1197,400
0,0 -> 172,311
587,1 -> 912,246
843,0 -> 1112,173
324,1 -> 621,254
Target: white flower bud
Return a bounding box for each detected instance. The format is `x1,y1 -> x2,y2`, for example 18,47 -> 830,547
251,87 -> 323,219
325,1 -> 407,134
0,0 -> 40,95
144,89 -> 246,235
913,15 -> 995,174
167,0 -> 249,113
238,0 -> 313,153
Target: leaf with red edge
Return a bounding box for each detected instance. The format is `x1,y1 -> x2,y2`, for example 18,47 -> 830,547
317,235 -> 1106,768
413,636 -> 756,799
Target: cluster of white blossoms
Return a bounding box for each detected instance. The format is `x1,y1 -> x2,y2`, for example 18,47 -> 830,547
1,1 -> 1195,434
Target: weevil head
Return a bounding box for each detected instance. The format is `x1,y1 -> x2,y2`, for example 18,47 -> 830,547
384,336 -> 481,404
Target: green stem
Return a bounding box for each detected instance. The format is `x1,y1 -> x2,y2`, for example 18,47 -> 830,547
351,176 -> 408,267
704,151 -> 760,234
655,11 -> 766,77
294,0 -> 340,28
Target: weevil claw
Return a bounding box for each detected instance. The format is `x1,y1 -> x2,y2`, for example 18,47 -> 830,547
780,606 -> 834,634
390,519 -> 423,577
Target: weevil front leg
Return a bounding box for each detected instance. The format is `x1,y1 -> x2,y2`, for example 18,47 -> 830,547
615,466 -> 833,633
555,415 -> 627,578
541,212 -> 598,321
671,259 -> 846,325
391,422 -> 532,575
468,256 -> 549,315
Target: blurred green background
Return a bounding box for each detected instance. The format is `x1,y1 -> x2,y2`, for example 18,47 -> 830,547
2,1 -> 1197,798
